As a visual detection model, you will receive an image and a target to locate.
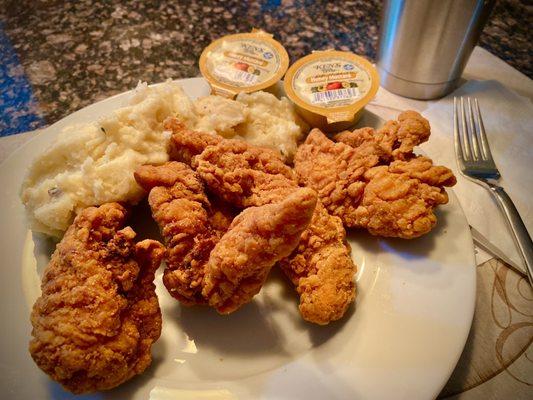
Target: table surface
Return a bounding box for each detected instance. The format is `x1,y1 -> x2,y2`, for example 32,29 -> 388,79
0,0 -> 531,136
1,1 -> 532,399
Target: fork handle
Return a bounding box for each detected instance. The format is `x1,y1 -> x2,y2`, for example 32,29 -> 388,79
487,182 -> 533,286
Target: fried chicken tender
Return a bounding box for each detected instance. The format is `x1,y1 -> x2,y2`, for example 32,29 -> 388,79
388,155 -> 457,186
334,126 -> 391,162
294,128 -> 376,224
279,202 -> 356,325
354,157 -> 456,238
135,162 -> 316,314
166,122 -> 357,324
296,118 -> 456,238
202,188 -> 317,314
192,137 -> 297,207
29,203 -> 164,394
335,110 -> 431,161
134,162 -> 234,306
166,118 -> 222,164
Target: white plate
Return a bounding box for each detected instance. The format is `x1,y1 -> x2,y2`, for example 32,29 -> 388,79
0,78 -> 476,400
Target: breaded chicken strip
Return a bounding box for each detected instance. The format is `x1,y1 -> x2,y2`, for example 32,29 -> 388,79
192,138 -> 297,207
334,126 -> 391,163
29,203 -> 164,394
295,128 -> 376,224
135,162 -> 316,314
166,118 -> 222,164
193,141 -> 356,325
279,201 -> 356,325
295,125 -> 456,237
334,110 -> 431,161
203,188 -> 317,314
168,118 -> 297,207
134,162 -> 234,305
166,123 -> 357,324
354,157 -> 456,238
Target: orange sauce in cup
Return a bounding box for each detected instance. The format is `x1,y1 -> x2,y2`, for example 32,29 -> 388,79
284,50 -> 379,132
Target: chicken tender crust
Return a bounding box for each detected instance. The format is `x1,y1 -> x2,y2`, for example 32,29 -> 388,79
135,162 -> 316,314
29,203 -> 164,394
279,201 -> 356,325
335,110 -> 431,161
168,117 -> 297,207
295,128 -> 376,222
134,162 -> 234,305
297,114 -> 456,238
354,157 -> 456,238
203,188 -> 317,314
166,118 -> 222,164
167,122 -> 357,323
192,138 -> 297,207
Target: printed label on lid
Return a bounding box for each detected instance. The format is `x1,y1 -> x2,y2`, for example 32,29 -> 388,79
205,39 -> 281,88
292,58 -> 372,108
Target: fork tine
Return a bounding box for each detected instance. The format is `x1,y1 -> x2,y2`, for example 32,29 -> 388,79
474,98 -> 495,162
467,98 -> 481,160
460,97 -> 473,160
453,97 -> 465,162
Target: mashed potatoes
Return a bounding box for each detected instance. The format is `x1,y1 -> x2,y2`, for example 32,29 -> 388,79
21,81 -> 190,236
190,92 -> 307,160
193,95 -> 247,136
234,92 -> 307,160
21,80 -> 306,237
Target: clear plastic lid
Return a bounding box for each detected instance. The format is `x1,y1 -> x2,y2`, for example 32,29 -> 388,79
200,30 -> 289,98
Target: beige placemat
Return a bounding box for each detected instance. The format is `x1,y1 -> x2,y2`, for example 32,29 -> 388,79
439,258 -> 533,399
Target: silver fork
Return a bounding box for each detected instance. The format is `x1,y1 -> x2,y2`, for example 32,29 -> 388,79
454,97 -> 533,286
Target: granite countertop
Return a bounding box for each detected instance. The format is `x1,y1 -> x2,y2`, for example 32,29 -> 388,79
0,0 -> 531,135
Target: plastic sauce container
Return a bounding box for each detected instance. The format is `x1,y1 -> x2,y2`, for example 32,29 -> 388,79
284,50 -> 379,132
199,30 -> 289,98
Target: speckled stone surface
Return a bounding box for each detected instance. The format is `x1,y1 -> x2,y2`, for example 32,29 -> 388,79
478,0 -> 532,79
0,0 -> 531,135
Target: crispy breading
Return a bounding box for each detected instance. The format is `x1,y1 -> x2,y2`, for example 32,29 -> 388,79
167,127 -> 357,323
29,203 -> 164,394
168,118 -> 297,207
134,162 -> 233,305
297,117 -> 455,238
294,128 -> 375,223
191,137 -> 297,207
334,110 -> 431,161
202,188 -> 317,314
354,157 -> 455,238
167,122 -> 358,323
388,155 -> 457,187
166,118 -> 222,164
135,162 -> 316,314
279,201 -> 356,325
389,110 -> 431,159
334,126 -> 392,162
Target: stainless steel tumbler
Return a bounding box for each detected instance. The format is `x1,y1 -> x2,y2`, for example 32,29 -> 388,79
377,0 -> 495,99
